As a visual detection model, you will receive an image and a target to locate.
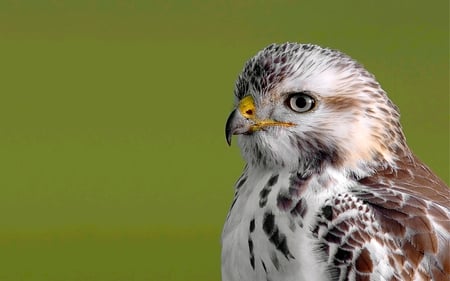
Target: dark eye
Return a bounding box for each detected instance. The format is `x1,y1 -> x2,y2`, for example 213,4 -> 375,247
287,92 -> 316,113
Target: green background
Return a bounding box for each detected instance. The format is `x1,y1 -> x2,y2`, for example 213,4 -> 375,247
0,1 -> 448,280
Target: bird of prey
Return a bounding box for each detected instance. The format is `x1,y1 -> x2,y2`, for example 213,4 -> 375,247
222,43 -> 449,281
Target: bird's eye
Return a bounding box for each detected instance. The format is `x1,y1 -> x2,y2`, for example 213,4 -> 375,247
287,92 -> 316,113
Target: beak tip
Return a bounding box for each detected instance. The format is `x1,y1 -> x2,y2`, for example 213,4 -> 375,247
226,134 -> 232,146
225,109 -> 237,146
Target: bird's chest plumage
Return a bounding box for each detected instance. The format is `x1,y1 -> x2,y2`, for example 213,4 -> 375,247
221,168 -> 349,281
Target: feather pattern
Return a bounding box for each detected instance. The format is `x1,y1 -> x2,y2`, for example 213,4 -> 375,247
222,43 -> 449,281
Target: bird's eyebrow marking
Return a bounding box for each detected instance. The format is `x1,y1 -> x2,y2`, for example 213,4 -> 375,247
281,89 -> 314,96
322,95 -> 361,111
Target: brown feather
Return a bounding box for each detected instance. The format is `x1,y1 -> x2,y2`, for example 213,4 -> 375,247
356,153 -> 450,280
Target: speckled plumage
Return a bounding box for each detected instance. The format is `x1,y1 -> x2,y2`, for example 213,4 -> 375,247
222,43 -> 449,281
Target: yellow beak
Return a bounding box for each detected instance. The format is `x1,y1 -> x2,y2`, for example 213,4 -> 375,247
225,95 -> 295,145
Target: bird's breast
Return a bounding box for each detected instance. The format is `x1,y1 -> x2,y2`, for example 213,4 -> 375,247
221,167 -> 350,281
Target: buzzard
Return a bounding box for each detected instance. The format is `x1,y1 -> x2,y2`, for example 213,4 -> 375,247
222,43 -> 449,281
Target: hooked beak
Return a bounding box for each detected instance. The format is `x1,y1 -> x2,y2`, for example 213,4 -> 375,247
225,96 -> 295,146
225,109 -> 253,146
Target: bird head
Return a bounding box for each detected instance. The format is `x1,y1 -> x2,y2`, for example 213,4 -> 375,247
226,43 -> 408,175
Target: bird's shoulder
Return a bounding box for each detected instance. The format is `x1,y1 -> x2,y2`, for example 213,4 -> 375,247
311,155 -> 449,281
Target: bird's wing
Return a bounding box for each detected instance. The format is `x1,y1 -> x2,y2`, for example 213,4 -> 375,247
311,156 -> 450,281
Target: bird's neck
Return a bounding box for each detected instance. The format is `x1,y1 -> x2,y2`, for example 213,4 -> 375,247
248,146 -> 412,184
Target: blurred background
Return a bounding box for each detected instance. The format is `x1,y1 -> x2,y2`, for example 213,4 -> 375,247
0,1 -> 448,280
